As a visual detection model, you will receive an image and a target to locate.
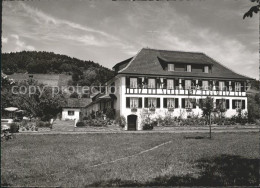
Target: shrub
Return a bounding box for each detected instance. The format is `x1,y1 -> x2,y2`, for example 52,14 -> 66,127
83,116 -> 88,120
106,107 -> 115,119
143,123 -> 153,130
70,92 -> 79,98
115,115 -> 126,128
76,122 -> 85,127
9,123 -> 19,133
36,121 -> 51,128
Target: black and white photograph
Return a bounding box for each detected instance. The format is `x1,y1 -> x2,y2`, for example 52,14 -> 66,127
1,0 -> 260,187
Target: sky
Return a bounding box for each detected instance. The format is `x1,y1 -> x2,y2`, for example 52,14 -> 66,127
2,0 -> 259,79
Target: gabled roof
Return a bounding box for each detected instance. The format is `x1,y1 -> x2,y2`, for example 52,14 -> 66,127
63,98 -> 91,108
114,48 -> 252,80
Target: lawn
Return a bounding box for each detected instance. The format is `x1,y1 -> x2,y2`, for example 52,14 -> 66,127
1,132 -> 259,187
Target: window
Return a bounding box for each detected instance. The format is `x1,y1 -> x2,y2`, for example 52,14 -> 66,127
148,78 -> 156,88
187,65 -> 191,72
185,99 -> 193,108
167,79 -> 174,89
182,98 -> 196,109
130,78 -> 137,88
126,97 -> 142,108
164,98 -> 179,108
168,64 -> 174,71
202,80 -> 209,90
145,98 -> 160,108
204,66 -> 209,73
216,99 -> 227,109
68,111 -> 74,116
175,64 -> 186,71
148,98 -> 157,108
192,65 -> 204,73
235,100 -> 242,109
167,98 -> 175,108
232,100 -> 245,109
130,98 -> 139,108
219,81 -> 225,91
235,82 -> 241,92
185,80 -> 192,90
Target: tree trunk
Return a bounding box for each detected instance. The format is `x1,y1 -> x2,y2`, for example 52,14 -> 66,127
209,114 -> 212,139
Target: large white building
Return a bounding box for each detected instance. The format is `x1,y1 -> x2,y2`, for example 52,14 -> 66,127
86,48 -> 253,130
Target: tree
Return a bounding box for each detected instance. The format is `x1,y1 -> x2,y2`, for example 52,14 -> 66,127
243,0 -> 260,19
1,73 -> 16,112
70,92 -> 79,98
12,79 -> 66,121
201,97 -> 214,139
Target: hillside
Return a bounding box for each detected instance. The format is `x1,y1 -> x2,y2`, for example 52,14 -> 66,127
1,51 -> 115,86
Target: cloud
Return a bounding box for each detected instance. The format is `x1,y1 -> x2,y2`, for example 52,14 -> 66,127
10,34 -> 35,51
14,2 -> 127,48
2,36 -> 8,44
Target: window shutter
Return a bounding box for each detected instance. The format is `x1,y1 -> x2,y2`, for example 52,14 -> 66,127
156,78 -> 160,89
225,81 -> 229,91
192,99 -> 196,109
163,98 -> 167,108
137,78 -> 142,88
126,97 -> 130,108
145,98 -> 148,108
163,79 -> 167,89
175,98 -> 179,108
175,79 -> 179,89
182,79 -> 185,88
192,80 -> 196,87
215,81 -> 219,88
138,98 -> 142,108
216,99 -> 220,107
182,98 -> 185,108
199,99 -> 202,108
231,81 -> 235,91
126,77 -> 130,87
157,98 -> 160,108
242,100 -> 245,109
198,80 -> 202,87
226,99 -> 230,109
232,100 -> 236,109
241,82 -> 245,92
209,80 -> 213,90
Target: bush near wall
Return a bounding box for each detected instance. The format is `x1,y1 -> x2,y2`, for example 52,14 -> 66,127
36,121 -> 52,128
142,124 -> 153,130
9,123 -> 20,133
76,122 -> 85,127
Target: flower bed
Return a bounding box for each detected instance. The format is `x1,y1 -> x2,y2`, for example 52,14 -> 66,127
18,120 -> 52,132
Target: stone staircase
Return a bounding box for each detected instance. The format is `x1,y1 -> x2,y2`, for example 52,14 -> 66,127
52,119 -> 75,132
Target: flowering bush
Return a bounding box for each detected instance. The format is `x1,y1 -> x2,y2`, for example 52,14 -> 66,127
115,115 -> 126,128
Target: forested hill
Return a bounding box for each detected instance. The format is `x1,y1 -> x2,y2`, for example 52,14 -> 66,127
2,51 -> 115,85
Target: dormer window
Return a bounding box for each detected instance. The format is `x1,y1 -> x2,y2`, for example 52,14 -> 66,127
204,66 -> 209,73
168,64 -> 174,71
187,65 -> 191,72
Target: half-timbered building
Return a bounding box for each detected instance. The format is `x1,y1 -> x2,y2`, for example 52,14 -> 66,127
86,48 -> 252,130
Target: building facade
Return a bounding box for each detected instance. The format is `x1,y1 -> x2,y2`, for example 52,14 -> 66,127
86,48 -> 253,130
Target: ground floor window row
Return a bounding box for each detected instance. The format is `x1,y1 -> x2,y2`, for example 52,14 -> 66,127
126,97 -> 246,110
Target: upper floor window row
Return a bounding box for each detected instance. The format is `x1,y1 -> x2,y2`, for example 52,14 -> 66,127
126,77 -> 247,92
168,63 -> 210,73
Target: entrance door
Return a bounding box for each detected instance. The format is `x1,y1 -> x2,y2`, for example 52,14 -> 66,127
127,115 -> 137,131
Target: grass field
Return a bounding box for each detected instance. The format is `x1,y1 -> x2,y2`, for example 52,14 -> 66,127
1,132 -> 259,187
